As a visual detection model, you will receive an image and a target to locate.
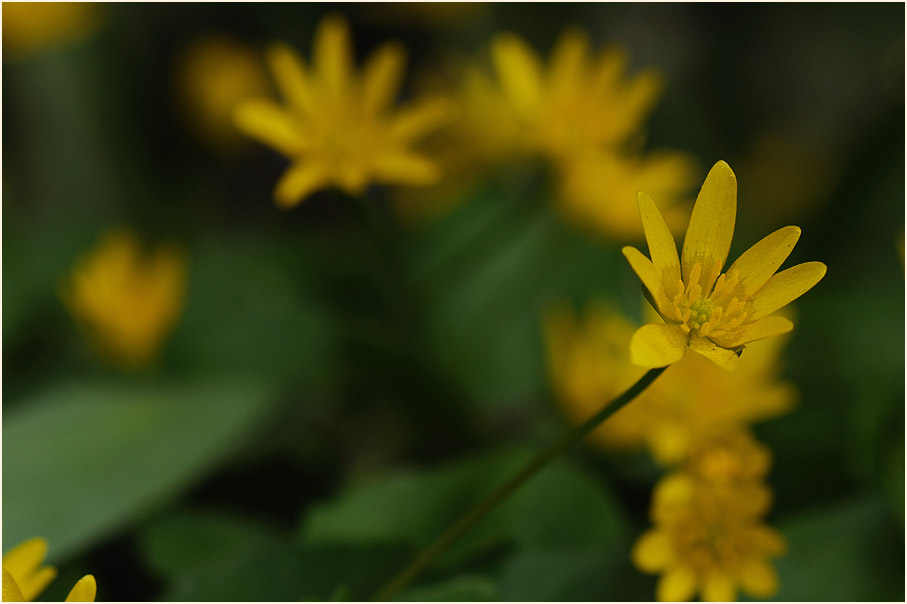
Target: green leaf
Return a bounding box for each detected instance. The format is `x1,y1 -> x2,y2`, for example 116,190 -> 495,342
300,447 -> 531,560
496,545 -> 632,601
3,377 -> 275,562
772,497 -> 904,601
401,575 -> 498,602
141,507 -> 410,601
510,459 -> 628,547
167,233 -> 337,386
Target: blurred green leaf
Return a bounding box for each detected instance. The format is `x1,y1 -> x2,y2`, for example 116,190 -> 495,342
3,377 -> 275,561
401,575 -> 498,601
300,447 -> 530,560
772,497 -> 904,601
301,444 -> 629,585
167,232 -> 337,386
141,507 -> 410,601
495,545 -> 631,601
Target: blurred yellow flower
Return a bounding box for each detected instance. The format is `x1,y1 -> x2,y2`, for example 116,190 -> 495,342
60,230 -> 188,369
234,14 -> 453,208
2,538 -> 96,602
489,29 -> 697,238
623,160 -> 826,370
392,61 -> 521,224
176,35 -> 271,150
2,2 -> 102,59
543,302 -> 795,464
632,473 -> 785,602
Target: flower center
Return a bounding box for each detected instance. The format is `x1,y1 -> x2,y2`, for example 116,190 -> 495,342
669,262 -> 749,339
688,297 -> 713,331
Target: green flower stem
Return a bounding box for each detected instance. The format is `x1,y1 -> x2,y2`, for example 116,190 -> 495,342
373,366 -> 668,602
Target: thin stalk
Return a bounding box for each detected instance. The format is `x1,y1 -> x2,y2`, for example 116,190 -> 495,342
373,366 -> 667,601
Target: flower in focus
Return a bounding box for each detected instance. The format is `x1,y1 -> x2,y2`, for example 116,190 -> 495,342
234,14 -> 454,208
2,538 -> 96,602
60,229 -> 188,369
176,35 -> 271,151
489,29 -> 697,238
543,301 -> 795,464
623,160 -> 827,370
632,473 -> 785,602
2,2 -> 103,59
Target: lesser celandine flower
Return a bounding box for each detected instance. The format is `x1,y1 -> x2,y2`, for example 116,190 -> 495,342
176,35 -> 271,150
2,538 -> 96,602
623,160 -> 826,371
489,29 -> 696,238
234,14 -> 453,208
632,474 -> 785,602
543,302 -> 795,464
60,230 -> 188,369
2,2 -> 103,59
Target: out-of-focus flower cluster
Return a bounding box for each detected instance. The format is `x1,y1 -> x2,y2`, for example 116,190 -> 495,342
395,28 -> 698,237
544,302 -> 794,601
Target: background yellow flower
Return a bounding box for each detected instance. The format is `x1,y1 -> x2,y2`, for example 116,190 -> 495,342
60,230 -> 188,369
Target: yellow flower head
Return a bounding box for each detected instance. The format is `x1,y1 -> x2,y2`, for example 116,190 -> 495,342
623,160 -> 827,370
488,29 -> 696,239
176,35 -> 271,150
60,230 -> 188,369
491,29 -> 662,161
2,2 -> 103,59
2,538 -> 96,602
632,474 -> 785,602
543,302 -> 795,465
234,14 -> 454,208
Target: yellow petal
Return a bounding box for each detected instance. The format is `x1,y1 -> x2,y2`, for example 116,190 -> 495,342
388,98 -> 454,144
491,32 -> 543,119
3,569 -> 25,602
361,41 -> 406,114
710,315 -> 793,349
274,162 -> 329,208
726,226 -> 801,298
65,574 -> 97,602
657,567 -> 697,602
234,99 -> 305,156
18,566 -> 56,601
688,334 -> 738,371
548,29 -> 588,95
739,560 -> 778,598
266,43 -> 316,115
681,160 -> 737,292
622,246 -> 670,316
637,191 -> 681,290
313,14 -> 352,98
632,530 -> 674,572
702,572 -> 737,602
373,152 -> 440,186
630,324 -> 687,368
2,538 -> 48,581
748,261 -> 827,320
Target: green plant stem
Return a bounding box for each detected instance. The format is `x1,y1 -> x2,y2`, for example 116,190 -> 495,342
372,366 -> 668,601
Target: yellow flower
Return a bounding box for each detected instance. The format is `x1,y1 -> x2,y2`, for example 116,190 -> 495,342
234,14 -> 453,208
176,35 -> 271,150
632,474 -> 785,602
488,29 -> 696,239
60,230 -> 188,369
623,160 -> 827,370
543,302 -> 795,465
491,30 -> 661,161
558,150 -> 698,240
2,2 -> 103,59
2,538 -> 96,602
